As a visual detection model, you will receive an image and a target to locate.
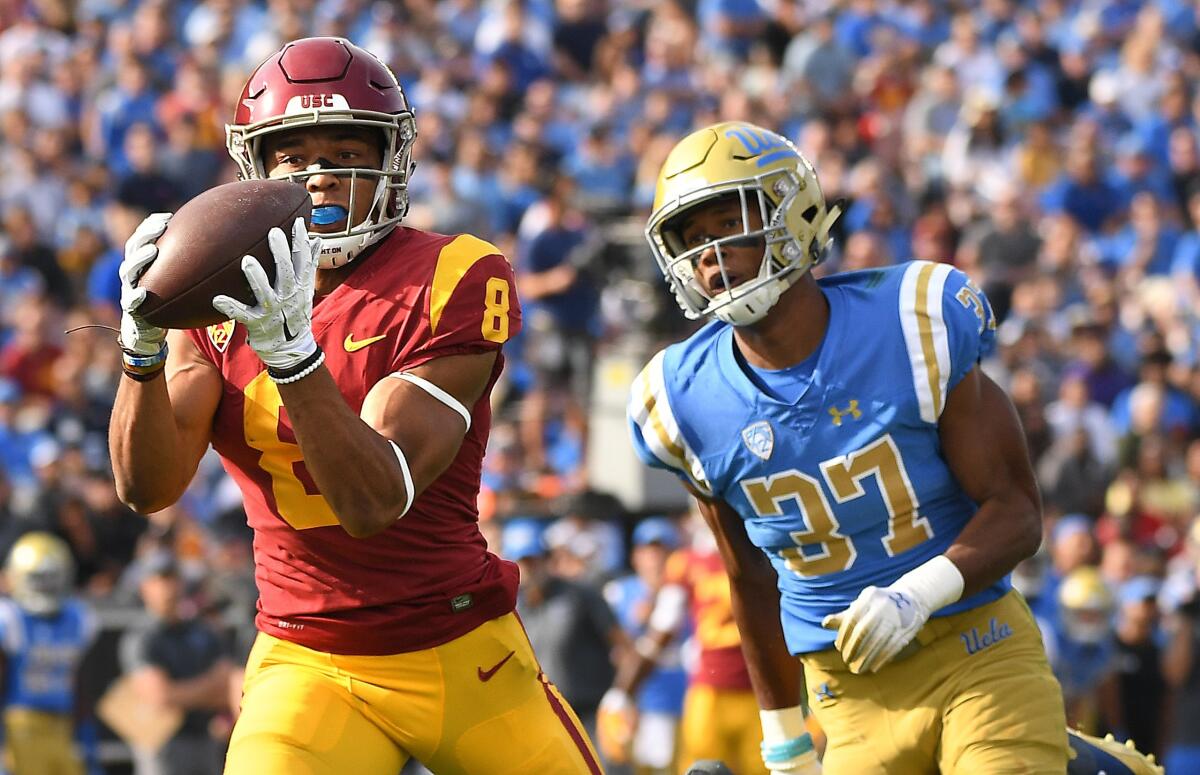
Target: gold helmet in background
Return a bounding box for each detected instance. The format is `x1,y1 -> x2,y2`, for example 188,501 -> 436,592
6,532 -> 74,615
646,121 -> 842,327
1058,566 -> 1114,645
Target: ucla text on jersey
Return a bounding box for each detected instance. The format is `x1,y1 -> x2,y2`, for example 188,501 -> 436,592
629,261 -> 1001,653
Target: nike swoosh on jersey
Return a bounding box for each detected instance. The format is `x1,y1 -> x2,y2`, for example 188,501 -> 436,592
343,333 -> 387,352
476,650 -> 515,682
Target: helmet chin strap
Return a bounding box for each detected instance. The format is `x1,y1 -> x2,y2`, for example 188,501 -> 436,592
301,162 -> 397,268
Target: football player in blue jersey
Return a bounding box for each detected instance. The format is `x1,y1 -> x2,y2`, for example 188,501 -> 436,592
0,532 -> 98,775
627,121 -> 1161,775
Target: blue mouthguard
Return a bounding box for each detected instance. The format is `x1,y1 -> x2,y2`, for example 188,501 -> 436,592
311,205 -> 349,225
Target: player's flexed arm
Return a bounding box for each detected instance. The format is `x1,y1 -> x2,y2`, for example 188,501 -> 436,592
110,216 -> 223,514
822,366 -> 1042,674
275,350 -> 493,537
208,220 -> 493,538
693,493 -> 821,775
937,367 -> 1043,594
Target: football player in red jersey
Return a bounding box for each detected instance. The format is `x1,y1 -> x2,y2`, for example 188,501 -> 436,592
108,37 -> 603,775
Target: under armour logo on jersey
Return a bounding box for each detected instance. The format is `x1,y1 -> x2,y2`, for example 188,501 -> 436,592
814,682 -> 837,703
828,400 -> 862,426
741,421 -> 774,460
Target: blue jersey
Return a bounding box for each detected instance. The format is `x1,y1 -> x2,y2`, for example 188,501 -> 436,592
0,598 -> 98,713
604,575 -> 687,715
629,261 -> 1006,654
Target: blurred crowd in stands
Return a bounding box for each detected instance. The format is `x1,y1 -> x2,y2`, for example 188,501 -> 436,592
5,0 -> 1200,771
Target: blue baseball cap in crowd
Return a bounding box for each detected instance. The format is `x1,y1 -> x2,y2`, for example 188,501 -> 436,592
633,517 -> 680,549
502,518 -> 547,562
1052,514 -> 1092,544
1118,576 -> 1161,607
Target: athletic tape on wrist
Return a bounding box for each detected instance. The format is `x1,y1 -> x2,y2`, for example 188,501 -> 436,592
760,705 -> 807,744
388,372 -> 472,430
388,440 -> 415,517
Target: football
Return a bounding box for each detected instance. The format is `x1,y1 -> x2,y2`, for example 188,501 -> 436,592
135,179 -> 312,330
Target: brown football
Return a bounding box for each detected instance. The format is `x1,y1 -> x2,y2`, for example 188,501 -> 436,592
136,179 -> 312,330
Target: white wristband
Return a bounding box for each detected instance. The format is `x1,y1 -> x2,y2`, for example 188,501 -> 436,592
388,440 -> 415,517
759,705 -> 806,745
895,554 -> 965,613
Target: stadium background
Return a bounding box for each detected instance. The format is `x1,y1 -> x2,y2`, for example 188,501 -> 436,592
2,0 -> 1200,771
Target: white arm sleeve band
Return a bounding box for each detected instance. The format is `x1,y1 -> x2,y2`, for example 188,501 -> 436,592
389,372 -> 472,431
388,440 -> 415,517
648,584 -> 688,633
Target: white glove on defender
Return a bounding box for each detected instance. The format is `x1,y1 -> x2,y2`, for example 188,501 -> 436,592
119,212 -> 171,355
212,218 -> 321,371
822,555 -> 964,674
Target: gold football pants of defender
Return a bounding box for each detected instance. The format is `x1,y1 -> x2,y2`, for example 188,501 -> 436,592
224,612 -> 603,775
677,685 -> 765,775
802,590 -> 1067,774
4,708 -> 83,775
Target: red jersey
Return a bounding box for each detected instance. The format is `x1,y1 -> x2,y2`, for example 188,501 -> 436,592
185,227 -> 522,655
664,546 -> 752,691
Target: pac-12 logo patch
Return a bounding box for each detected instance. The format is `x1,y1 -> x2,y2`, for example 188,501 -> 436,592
741,421 -> 774,460
207,320 -> 235,353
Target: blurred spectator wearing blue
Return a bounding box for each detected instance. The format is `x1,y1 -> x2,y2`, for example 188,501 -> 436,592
1039,142 -> 1125,234
119,552 -> 234,775
1164,522 -> 1200,774
1080,71 -> 1134,149
781,11 -> 856,115
91,58 -> 159,177
697,0 -> 767,62
1111,134 -> 1177,209
566,124 -> 636,214
87,194 -> 147,314
1108,576 -> 1166,757
505,518 -> 626,748
1171,183 -> 1200,287
603,517 -> 687,773
1037,515 -> 1099,623
1095,192 -> 1180,277
516,174 -> 599,476
1109,351 -> 1197,438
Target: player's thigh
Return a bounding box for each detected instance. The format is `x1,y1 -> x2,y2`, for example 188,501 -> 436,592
4,709 -> 80,775
678,686 -> 765,775
938,601 -> 1068,774
802,658 -> 939,775
225,637 -> 405,775
421,613 -> 602,775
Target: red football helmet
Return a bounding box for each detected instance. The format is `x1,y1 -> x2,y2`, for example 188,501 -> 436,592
226,37 -> 417,267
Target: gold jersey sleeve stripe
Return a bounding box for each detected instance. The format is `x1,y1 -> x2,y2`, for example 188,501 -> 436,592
430,234 -> 503,335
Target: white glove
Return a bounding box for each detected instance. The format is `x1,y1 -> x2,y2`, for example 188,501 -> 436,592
119,212 -> 171,355
212,218 -> 321,371
822,555 -> 964,674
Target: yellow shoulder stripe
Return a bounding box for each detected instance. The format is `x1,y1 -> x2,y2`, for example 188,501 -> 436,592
430,234 -> 501,335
